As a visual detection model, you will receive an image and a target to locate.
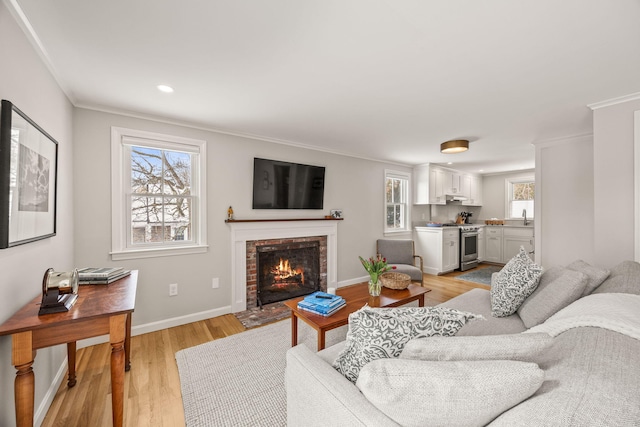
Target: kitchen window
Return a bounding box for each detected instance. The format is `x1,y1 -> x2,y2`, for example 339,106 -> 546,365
506,177 -> 534,219
384,170 -> 411,234
111,127 -> 207,260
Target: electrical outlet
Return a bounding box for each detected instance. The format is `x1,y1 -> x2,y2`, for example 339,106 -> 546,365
169,283 -> 178,296
212,277 -> 219,289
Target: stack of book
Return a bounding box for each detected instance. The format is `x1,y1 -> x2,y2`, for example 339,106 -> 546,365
297,291 -> 346,317
77,267 -> 131,285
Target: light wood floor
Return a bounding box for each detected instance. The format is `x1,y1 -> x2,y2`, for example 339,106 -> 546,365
41,267 -> 491,426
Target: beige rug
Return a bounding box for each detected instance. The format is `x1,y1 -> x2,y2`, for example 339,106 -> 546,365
175,319 -> 347,426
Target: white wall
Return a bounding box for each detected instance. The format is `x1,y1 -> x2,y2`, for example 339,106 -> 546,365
73,108 -> 413,327
481,170 -> 535,220
534,135 -> 594,268
593,98 -> 640,267
0,3 -> 75,426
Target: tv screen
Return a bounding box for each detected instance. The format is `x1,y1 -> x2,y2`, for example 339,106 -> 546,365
252,158 -> 325,209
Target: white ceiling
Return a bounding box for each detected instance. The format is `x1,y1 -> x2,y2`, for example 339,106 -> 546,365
9,0 -> 640,173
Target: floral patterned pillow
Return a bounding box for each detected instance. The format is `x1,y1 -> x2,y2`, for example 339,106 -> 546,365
491,246 -> 543,317
332,306 -> 482,382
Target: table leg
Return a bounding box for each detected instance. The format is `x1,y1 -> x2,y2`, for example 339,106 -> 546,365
124,313 -> 132,372
12,331 -> 34,427
109,314 -> 127,427
418,294 -> 425,307
290,312 -> 298,347
67,341 -> 77,387
317,331 -> 326,351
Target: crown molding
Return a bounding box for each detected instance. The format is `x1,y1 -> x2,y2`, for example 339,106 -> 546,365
588,92 -> 640,110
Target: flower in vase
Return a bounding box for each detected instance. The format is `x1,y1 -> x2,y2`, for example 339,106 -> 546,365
359,255 -> 396,284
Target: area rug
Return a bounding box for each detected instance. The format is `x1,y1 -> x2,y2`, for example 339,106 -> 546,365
456,265 -> 502,285
175,319 -> 348,427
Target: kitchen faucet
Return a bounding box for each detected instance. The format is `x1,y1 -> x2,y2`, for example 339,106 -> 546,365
522,209 -> 528,226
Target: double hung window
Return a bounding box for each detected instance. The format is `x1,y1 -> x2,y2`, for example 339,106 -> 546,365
507,178 -> 534,219
384,170 -> 411,234
111,127 -> 207,259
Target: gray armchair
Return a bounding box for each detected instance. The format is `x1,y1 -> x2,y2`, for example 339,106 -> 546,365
376,239 -> 424,286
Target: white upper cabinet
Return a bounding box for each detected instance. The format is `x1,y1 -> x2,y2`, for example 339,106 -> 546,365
413,164 -> 446,205
467,175 -> 483,206
413,164 -> 483,206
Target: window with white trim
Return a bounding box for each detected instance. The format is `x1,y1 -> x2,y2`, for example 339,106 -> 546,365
506,177 -> 534,219
111,127 -> 207,260
384,170 -> 411,233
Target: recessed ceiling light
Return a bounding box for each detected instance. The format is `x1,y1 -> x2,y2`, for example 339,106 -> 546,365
157,84 -> 174,93
447,162 -> 453,165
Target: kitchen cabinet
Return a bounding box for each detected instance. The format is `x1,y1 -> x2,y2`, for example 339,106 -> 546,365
413,164 -> 483,206
413,164 -> 445,205
429,167 -> 446,204
477,226 -> 485,261
467,175 -> 483,206
484,227 -> 503,263
483,226 -> 535,264
503,227 -> 534,262
460,174 -> 471,200
414,227 -> 459,275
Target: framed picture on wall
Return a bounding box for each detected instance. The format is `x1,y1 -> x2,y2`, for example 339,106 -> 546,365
0,100 -> 58,248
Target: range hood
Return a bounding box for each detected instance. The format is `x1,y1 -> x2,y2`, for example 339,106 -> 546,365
445,194 -> 468,202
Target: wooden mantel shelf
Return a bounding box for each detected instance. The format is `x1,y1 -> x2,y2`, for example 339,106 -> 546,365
225,217 -> 343,223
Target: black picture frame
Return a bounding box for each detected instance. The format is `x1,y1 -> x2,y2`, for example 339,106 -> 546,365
0,100 -> 58,248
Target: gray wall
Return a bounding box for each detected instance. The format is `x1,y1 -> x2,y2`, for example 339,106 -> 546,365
73,108 -> 413,327
593,98 -> 640,266
481,170 -> 535,220
534,135 -> 595,268
0,3 -> 75,425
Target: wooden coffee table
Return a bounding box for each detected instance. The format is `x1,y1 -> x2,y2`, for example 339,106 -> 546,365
284,283 -> 430,351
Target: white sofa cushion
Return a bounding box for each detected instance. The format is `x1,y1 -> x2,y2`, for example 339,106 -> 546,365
356,359 -> 544,427
332,306 -> 481,382
517,266 -> 589,328
491,247 -> 542,317
400,332 -> 553,362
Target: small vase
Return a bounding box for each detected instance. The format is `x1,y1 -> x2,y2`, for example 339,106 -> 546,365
368,279 -> 381,297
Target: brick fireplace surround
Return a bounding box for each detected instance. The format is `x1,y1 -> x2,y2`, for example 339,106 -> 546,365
228,220 -> 338,313
247,236 -> 327,308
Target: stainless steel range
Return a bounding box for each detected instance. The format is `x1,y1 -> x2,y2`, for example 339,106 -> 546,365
459,225 -> 480,271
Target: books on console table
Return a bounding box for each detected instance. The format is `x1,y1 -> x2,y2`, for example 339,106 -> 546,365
78,267 -> 131,284
297,291 -> 346,316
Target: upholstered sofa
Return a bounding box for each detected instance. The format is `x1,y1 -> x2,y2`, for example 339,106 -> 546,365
286,259 -> 640,426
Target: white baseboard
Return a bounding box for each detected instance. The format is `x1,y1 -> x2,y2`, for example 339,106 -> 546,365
338,275 -> 371,287
77,305 -> 232,349
35,354 -> 68,427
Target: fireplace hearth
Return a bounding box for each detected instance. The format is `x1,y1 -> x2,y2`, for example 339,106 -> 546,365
256,241 -> 320,306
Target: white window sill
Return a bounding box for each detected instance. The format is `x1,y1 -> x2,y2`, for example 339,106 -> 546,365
111,244 -> 209,261
383,230 -> 412,238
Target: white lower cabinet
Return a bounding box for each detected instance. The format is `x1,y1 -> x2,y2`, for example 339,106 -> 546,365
484,226 -> 534,264
414,227 -> 459,275
484,227 -> 503,263
503,228 -> 535,262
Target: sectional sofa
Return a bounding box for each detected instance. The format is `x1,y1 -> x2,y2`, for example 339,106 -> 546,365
286,259 -> 640,426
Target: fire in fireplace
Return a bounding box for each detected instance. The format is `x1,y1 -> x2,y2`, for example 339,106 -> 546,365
256,241 -> 320,306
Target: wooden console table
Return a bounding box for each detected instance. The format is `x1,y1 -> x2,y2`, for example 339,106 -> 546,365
0,270 -> 138,427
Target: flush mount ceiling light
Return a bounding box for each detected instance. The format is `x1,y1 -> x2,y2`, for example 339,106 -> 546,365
440,139 -> 469,154
157,84 -> 174,93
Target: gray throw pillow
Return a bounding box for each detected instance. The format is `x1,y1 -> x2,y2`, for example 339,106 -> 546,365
400,332 -> 553,362
332,306 -> 482,382
591,274 -> 640,295
610,260 -> 640,277
566,260 -> 610,296
517,266 -> 589,328
491,247 -> 543,317
356,359 -> 544,427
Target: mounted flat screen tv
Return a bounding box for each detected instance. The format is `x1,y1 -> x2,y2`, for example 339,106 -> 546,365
252,158 -> 325,209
